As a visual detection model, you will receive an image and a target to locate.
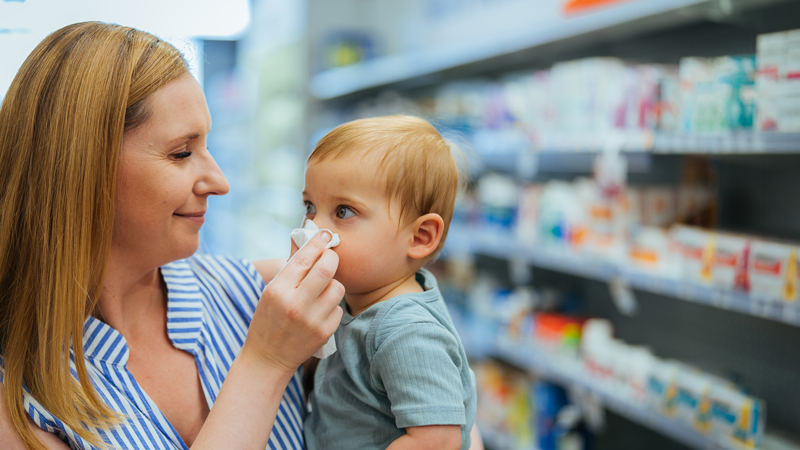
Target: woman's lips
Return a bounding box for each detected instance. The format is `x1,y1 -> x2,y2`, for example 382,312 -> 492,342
174,212 -> 205,224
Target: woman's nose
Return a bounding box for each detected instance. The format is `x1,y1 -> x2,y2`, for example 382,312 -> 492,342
196,149 -> 230,196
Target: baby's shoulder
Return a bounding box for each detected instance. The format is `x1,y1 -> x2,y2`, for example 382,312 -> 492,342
367,295 -> 451,351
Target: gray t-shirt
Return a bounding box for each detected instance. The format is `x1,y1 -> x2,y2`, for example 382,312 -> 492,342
305,269 -> 476,450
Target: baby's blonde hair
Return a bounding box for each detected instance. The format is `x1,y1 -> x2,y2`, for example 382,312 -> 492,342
309,115 -> 462,256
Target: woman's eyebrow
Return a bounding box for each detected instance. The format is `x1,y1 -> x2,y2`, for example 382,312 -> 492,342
165,132 -> 202,147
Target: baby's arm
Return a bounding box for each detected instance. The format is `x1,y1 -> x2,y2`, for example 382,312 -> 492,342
372,320 -> 472,450
252,258 -> 287,284
386,425 -> 461,450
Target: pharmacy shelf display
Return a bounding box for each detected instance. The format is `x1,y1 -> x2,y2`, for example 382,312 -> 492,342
477,132 -> 800,155
495,338 -> 733,450
476,335 -> 795,450
309,0 -> 736,99
444,225 -> 800,328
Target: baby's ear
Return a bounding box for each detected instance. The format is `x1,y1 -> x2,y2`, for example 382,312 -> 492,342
407,213 -> 444,260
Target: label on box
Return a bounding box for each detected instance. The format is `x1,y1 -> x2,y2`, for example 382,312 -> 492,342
671,226 -> 714,285
713,234 -> 750,292
749,241 -> 798,302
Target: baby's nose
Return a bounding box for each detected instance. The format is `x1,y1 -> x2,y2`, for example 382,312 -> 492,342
307,217 -> 334,233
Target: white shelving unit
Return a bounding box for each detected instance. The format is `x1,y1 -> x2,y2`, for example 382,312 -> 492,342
308,0 -> 800,446
309,0 -> 711,99
445,225 -> 800,327
473,131 -> 800,157
471,334 -> 800,450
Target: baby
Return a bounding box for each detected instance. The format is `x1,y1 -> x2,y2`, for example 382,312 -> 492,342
301,115 -> 476,450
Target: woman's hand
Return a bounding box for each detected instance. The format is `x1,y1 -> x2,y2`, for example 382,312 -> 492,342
241,231 -> 344,375
192,231 -> 343,450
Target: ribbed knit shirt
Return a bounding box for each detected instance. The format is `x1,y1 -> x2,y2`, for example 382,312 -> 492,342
0,255 -> 306,450
305,269 -> 476,450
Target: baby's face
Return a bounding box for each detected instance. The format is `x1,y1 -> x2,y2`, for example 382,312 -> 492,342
302,154 -> 413,295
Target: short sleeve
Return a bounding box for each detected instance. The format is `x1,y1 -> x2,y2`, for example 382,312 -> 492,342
370,321 -> 466,429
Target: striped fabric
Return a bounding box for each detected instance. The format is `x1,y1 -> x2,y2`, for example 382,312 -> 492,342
1,255 -> 305,450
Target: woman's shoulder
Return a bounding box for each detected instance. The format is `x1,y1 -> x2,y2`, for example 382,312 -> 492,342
0,382 -> 70,450
167,254 -> 265,288
163,254 -> 266,313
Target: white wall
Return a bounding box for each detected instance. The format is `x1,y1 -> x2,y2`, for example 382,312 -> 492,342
0,0 -> 250,97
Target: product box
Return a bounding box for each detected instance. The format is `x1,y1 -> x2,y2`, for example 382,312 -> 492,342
576,178 -> 626,260
639,187 -> 677,227
516,183 -> 543,246
749,240 -> 799,302
534,313 -> 585,356
713,233 -> 751,292
621,345 -> 655,402
779,29 -> 800,132
679,57 -> 715,132
674,366 -> 715,432
658,66 -> 682,132
473,361 -> 538,450
671,225 -> 715,285
677,185 -> 715,227
581,318 -> 615,381
538,181 -> 587,249
647,359 -> 682,416
627,226 -> 677,277
477,173 -> 519,230
756,31 -> 786,131
716,55 -> 757,130
709,386 -> 765,450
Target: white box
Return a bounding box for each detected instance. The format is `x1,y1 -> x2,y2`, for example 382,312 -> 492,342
749,240 -> 798,302
713,233 -> 750,292
671,225 -> 714,285
756,31 -> 787,130
709,386 -> 765,449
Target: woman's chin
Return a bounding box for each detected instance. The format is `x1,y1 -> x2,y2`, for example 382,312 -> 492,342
171,238 -> 201,261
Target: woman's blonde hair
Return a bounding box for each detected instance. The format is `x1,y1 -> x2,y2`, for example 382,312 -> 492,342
308,115 -> 465,257
0,22 -> 188,449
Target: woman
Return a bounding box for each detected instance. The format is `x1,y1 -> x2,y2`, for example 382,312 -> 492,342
0,22 -> 485,450
0,22 -> 343,449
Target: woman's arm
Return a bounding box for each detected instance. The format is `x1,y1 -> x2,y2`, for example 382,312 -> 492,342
469,424 -> 485,450
0,383 -> 70,450
191,232 -> 344,450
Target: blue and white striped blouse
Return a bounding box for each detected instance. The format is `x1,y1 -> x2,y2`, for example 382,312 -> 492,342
1,255 -> 305,450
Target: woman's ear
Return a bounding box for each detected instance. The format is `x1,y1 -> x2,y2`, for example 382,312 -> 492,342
407,213 -> 445,260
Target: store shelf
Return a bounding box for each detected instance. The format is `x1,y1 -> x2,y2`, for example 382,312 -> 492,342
309,0 -> 708,100
489,336 -> 794,450
479,426 -> 531,450
444,225 -> 800,327
536,132 -> 800,155
470,133 -> 800,169
652,132 -> 800,155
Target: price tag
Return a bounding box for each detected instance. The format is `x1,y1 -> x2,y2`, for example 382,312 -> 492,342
609,276 -> 639,317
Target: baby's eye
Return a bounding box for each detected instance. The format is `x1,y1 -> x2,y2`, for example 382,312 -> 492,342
304,202 -> 316,216
336,206 -> 355,219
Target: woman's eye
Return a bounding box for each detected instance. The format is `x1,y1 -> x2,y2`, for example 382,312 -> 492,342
336,206 -> 355,219
172,151 -> 192,160
305,202 -> 316,216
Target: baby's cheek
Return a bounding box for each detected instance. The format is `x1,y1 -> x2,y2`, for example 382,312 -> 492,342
332,249 -> 373,291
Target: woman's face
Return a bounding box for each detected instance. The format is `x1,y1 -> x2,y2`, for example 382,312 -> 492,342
114,73 -> 229,269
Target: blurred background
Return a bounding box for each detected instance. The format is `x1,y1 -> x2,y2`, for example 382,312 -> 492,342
4,0 -> 800,448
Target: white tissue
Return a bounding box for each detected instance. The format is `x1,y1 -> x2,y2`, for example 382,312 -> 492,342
289,220 -> 340,359
290,220 -> 340,250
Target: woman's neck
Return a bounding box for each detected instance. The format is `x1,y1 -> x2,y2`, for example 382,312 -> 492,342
97,253 -> 166,338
